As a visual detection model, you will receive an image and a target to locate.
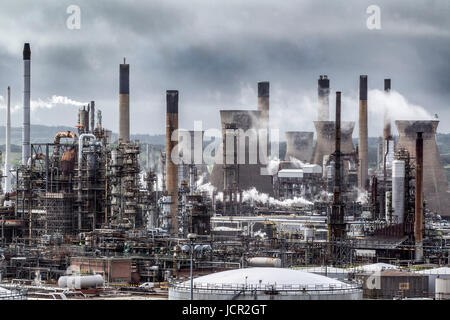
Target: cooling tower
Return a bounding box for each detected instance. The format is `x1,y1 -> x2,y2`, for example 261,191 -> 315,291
119,59 -> 130,143
312,121 -> 355,166
284,131 -> 314,163
395,120 -> 450,217
210,110 -> 273,195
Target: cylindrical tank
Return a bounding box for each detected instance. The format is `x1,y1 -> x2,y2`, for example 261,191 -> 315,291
392,160 -> 405,224
435,277 -> 450,300
58,274 -> 104,289
247,257 -> 281,268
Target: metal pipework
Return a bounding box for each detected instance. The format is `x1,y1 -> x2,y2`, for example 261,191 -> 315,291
119,58 -> 130,143
22,43 -> 31,166
166,90 -> 179,235
77,133 -> 96,231
4,86 -> 11,193
358,75 -> 368,192
415,132 -> 424,262
318,75 -> 330,121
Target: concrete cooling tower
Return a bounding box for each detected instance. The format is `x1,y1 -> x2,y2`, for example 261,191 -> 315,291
284,131 -> 314,163
311,121 -> 355,165
210,110 -> 273,195
395,120 -> 450,217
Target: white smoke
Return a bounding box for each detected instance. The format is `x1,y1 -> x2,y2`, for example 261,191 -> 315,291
31,95 -> 88,110
288,156 -> 306,168
357,190 -> 369,204
242,187 -> 312,207
197,182 -> 217,197
265,156 -> 281,175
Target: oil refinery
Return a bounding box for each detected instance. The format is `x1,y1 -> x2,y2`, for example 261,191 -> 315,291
0,1 -> 450,305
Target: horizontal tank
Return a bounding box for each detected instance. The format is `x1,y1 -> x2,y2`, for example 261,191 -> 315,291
247,257 -> 281,268
58,274 -> 104,289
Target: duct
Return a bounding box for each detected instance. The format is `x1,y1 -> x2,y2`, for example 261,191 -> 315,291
318,75 -> 330,121
312,121 -> 355,166
395,120 -> 450,217
119,59 -> 130,143
358,75 -> 368,191
54,131 -> 77,145
27,153 -> 46,167
4,86 -> 11,193
166,90 -> 179,235
90,101 -> 95,134
284,131 -> 313,163
22,43 -> 31,166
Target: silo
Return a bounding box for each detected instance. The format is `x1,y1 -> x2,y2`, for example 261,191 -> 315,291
391,160 -> 405,224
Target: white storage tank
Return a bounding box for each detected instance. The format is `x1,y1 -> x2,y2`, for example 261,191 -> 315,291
247,257 -> 281,268
58,274 -> 104,289
391,160 -> 405,224
435,277 -> 450,300
169,267 -> 362,300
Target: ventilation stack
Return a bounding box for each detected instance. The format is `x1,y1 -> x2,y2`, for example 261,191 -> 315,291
358,75 -> 368,191
395,120 -> 450,217
284,131 -> 314,163
415,132 -> 424,262
119,58 -> 130,143
166,90 -> 179,235
312,121 -> 355,166
210,110 -> 273,195
4,86 -> 11,193
318,75 -> 330,121
22,43 -> 31,166
258,82 -> 270,131
90,101 -> 95,134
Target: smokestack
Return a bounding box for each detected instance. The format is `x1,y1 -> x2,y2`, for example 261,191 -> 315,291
119,58 -> 130,143
383,79 -> 391,140
415,132 -> 424,262
166,90 -> 179,235
318,75 -> 330,121
358,75 -> 368,192
257,82 -> 270,129
4,86 -> 11,193
329,91 -> 345,242
22,43 -> 31,165
90,101 -> 95,134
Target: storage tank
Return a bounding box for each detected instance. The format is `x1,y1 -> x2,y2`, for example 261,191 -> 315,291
247,257 -> 281,268
392,160 -> 405,224
58,274 -> 104,289
169,267 -> 362,300
435,277 -> 450,300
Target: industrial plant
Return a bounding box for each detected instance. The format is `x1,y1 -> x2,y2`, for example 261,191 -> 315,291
1,42 -> 450,301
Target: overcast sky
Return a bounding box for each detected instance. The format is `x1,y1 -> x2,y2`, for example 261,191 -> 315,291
0,0 -> 448,139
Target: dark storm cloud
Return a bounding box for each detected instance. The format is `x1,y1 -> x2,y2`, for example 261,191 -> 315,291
0,0 -> 448,137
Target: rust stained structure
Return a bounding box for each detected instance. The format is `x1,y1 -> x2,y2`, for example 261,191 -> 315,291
396,120 -> 450,217
358,75 -> 368,191
284,131 -> 314,163
166,90 -> 179,234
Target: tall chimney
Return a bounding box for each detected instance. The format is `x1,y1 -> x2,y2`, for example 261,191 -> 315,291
119,58 -> 130,143
258,82 -> 270,129
22,43 -> 31,165
166,90 -> 179,235
318,75 -> 330,121
415,132 -> 424,262
90,101 -> 95,134
4,86 -> 11,193
383,79 -> 391,140
358,75 -> 368,191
